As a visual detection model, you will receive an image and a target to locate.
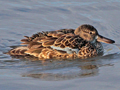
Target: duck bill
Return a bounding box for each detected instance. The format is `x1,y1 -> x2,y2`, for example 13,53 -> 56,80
97,35 -> 115,44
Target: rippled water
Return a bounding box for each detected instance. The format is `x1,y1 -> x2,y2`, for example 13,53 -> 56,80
0,0 -> 120,90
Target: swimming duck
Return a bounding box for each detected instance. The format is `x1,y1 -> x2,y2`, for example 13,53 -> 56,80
7,24 -> 115,59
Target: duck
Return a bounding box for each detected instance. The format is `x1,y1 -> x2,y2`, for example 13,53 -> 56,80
7,24 -> 115,59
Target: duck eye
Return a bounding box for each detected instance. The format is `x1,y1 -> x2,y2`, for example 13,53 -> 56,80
89,32 -> 92,34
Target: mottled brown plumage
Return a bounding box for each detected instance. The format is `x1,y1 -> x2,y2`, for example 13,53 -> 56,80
7,24 -> 115,60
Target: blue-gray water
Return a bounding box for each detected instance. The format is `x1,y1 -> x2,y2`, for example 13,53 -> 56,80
0,0 -> 120,90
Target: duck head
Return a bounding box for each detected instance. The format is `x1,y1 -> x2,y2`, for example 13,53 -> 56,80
74,24 -> 115,44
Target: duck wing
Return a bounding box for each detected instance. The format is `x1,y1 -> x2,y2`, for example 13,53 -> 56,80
8,29 -> 91,59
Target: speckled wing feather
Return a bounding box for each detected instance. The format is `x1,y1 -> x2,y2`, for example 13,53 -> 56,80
21,29 -> 75,45
7,29 -> 75,56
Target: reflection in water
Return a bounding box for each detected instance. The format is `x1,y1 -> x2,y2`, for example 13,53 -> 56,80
20,53 -> 119,81
22,61 -> 99,81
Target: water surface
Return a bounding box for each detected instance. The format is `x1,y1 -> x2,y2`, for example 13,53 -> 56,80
0,0 -> 120,90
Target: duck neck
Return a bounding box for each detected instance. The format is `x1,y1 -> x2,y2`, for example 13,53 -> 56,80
90,39 -> 97,46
